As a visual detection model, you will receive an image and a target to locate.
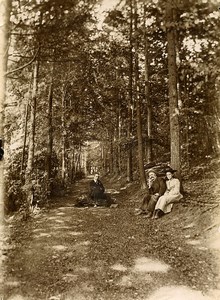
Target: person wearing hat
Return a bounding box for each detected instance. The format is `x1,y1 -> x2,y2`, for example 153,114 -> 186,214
90,173 -> 105,206
153,168 -> 183,219
135,169 -> 166,217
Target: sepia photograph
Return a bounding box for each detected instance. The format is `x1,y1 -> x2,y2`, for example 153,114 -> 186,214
0,0 -> 220,299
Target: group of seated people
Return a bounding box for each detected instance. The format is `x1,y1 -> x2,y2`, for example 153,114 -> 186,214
89,168 -> 183,218
135,167 -> 183,219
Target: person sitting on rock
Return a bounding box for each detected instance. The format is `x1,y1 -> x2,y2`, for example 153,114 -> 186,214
153,168 -> 183,219
90,173 -> 105,206
135,169 -> 166,218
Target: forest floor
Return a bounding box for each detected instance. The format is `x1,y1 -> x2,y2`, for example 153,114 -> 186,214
1,175 -> 220,300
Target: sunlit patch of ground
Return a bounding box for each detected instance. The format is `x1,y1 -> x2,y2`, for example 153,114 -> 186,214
110,263 -> 127,271
62,273 -> 78,283
3,280 -> 20,287
186,239 -> 201,246
77,241 -> 90,246
208,237 -> 220,250
74,219 -> 84,223
61,292 -> 93,300
146,286 -> 214,300
70,241 -> 90,253
47,216 -> 59,221
105,188 -> 120,194
51,245 -> 67,251
76,281 -> 95,292
52,226 -> 71,230
207,289 -> 220,300
34,232 -> 51,238
74,266 -> 91,273
117,272 -> 153,288
197,246 -> 208,251
6,294 -> 25,300
56,212 -> 66,216
205,204 -> 220,293
93,231 -> 102,235
32,228 -> 44,232
57,206 -> 76,210
60,282 -> 96,300
132,257 -> 170,273
54,219 -> 65,224
67,231 -> 84,236
117,275 -> 132,287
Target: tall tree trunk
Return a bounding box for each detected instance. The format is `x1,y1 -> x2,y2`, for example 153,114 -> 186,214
117,98 -> 122,175
101,142 -> 108,174
144,5 -> 152,163
74,152 -> 79,174
70,149 -> 75,181
184,71 -> 190,169
134,0 -> 147,189
114,67 -> 121,176
166,0 -> 180,171
77,150 -> 81,173
25,58 -> 39,209
46,54 -> 55,195
109,136 -> 114,174
61,85 -> 67,183
113,131 -> 118,175
46,77 -> 53,196
21,101 -> 29,179
101,142 -> 105,172
0,0 -> 12,221
81,148 -> 87,176
127,0 -> 133,182
213,80 -> 220,155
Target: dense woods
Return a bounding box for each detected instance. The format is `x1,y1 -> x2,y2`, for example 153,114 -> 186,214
1,0 -> 219,215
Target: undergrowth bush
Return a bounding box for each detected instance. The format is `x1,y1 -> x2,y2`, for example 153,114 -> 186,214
5,150 -> 60,214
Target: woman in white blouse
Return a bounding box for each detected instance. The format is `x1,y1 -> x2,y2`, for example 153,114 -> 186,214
153,169 -> 183,219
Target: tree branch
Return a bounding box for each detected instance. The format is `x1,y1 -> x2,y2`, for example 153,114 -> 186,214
5,47 -> 40,76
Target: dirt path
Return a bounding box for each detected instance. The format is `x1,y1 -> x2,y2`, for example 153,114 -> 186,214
1,177 -> 220,300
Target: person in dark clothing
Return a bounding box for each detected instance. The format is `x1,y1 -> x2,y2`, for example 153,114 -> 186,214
0,147 -> 4,161
135,170 -> 166,218
0,139 -> 4,161
90,173 -> 105,206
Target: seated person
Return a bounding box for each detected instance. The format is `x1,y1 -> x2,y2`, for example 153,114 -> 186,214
153,168 -> 183,219
90,173 -> 105,205
136,170 -> 166,218
0,146 -> 4,161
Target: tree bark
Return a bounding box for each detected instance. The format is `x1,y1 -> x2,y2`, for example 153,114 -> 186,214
21,101 -> 29,178
144,5 -> 152,163
61,85 -> 67,183
183,71 -> 190,169
46,76 -> 53,195
110,136 -> 114,174
114,106 -> 121,175
127,0 -> 133,182
0,0 -> 12,220
134,0 -> 147,189
117,98 -> 122,175
166,0 -> 180,171
25,58 -> 39,209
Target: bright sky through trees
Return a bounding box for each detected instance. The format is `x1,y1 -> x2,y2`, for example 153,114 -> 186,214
96,0 -> 120,28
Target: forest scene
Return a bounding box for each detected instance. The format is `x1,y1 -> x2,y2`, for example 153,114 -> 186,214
0,0 -> 220,299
